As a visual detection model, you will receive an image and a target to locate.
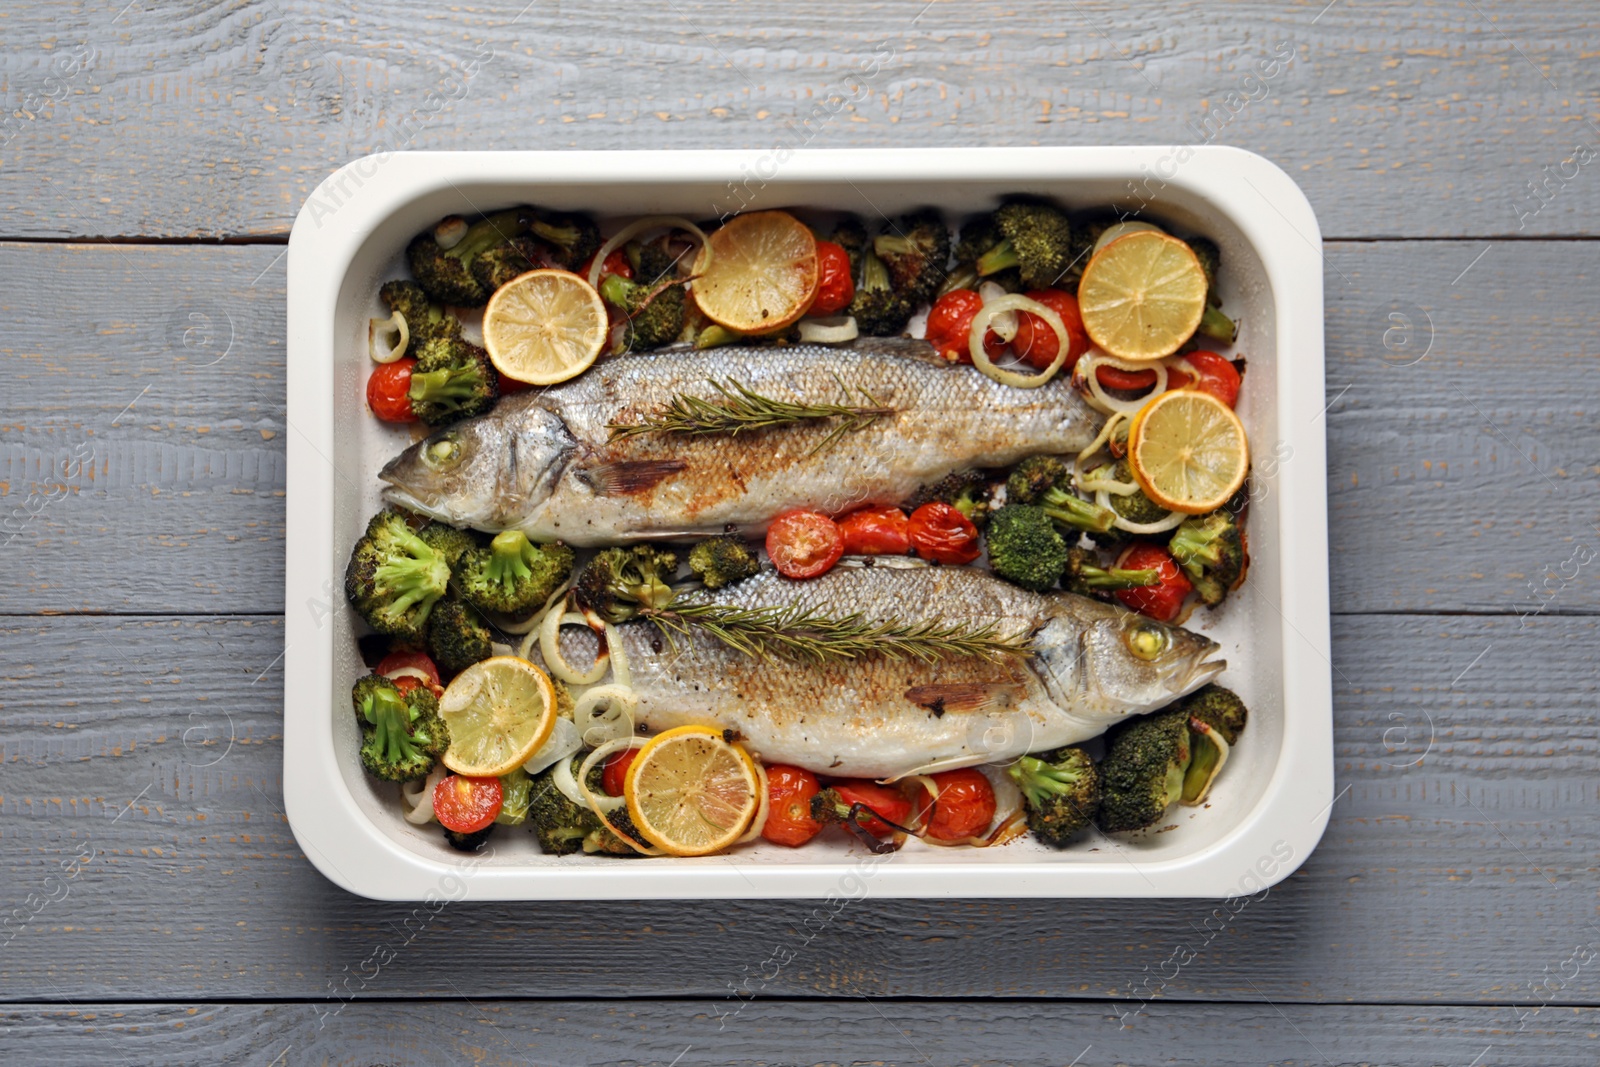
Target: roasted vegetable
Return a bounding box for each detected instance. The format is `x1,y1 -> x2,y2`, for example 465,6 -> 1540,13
1008,746 -> 1101,847
456,530 -> 575,618
688,535 -> 760,590
345,510 -> 452,641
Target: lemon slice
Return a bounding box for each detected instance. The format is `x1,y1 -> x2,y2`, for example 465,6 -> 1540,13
692,210 -> 819,334
624,724 -> 760,856
1127,390 -> 1250,515
438,656 -> 558,777
1077,231 -> 1208,361
482,269 -> 608,386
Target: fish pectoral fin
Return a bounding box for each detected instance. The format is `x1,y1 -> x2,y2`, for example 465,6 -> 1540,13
903,683 -> 1025,717
578,459 -> 688,496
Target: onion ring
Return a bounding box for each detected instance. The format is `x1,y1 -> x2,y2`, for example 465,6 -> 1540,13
796,315 -> 859,344
969,295 -> 1069,389
369,312 -> 409,363
573,683 -> 639,747
587,215 -> 711,291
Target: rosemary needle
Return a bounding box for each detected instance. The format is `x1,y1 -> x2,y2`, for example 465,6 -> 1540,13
608,376 -> 894,453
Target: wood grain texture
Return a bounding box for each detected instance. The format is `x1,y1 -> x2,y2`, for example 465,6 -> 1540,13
0,1 -> 1597,239
3,613 -> 1597,1003
2,999 -> 1595,1066
1,238 -> 1593,614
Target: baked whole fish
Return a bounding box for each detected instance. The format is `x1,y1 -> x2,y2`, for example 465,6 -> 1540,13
380,339 -> 1101,545
563,561 -> 1224,779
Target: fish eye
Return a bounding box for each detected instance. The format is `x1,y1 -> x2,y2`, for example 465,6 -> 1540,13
422,433 -> 462,470
1125,621 -> 1169,661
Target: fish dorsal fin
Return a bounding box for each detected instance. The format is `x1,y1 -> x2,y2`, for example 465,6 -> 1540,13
578,459 -> 687,496
903,683 -> 1024,717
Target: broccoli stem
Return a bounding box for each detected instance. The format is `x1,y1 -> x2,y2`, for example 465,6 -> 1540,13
448,210 -> 527,264
694,324 -> 741,350
1198,305 -> 1237,344
598,272 -> 639,308
1010,755 -> 1087,808
1074,563 -> 1160,591
1040,488 -> 1118,533
408,367 -> 481,406
484,530 -> 537,593
371,528 -> 451,626
975,238 -> 1020,277
362,687 -> 421,763
1169,521 -> 1224,569
531,218 -> 582,250
859,250 -> 892,292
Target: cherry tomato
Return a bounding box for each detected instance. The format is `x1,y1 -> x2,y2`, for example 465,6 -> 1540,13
1013,290 -> 1092,372
1095,363 -> 1159,391
366,358 -> 418,423
828,780 -> 913,837
1182,350 -> 1243,408
836,505 -> 910,555
602,747 -> 640,797
1114,543 -> 1194,623
924,289 -> 1005,364
375,650 -> 443,696
766,510 -> 845,579
762,764 -> 823,847
582,248 -> 634,284
810,240 -> 855,316
433,774 -> 503,834
924,768 -> 997,841
907,502 -> 981,565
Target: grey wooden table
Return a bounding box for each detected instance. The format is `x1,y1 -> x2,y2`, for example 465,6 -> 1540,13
3,1 -> 1597,1064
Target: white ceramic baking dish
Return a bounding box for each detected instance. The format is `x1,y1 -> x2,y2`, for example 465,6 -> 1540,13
284,147 -> 1331,900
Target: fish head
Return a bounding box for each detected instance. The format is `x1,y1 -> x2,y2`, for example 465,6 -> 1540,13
1033,599 -> 1225,716
379,404 -> 572,529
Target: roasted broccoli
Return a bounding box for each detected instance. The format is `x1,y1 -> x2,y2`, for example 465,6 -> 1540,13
345,509 -> 452,640
1006,455 -> 1118,535
1103,459 -> 1169,526
379,280 -> 463,350
407,336 -> 499,426
831,217 -> 869,276
526,757 -> 641,856
871,209 -> 952,306
1062,546 -> 1160,598
1168,510 -> 1246,606
847,249 -> 914,337
525,209 -> 601,271
470,235 -> 541,293
986,505 -> 1070,593
416,522 -> 480,570
600,272 -> 688,351
961,201 -> 1074,290
573,545 -> 680,624
1008,746 -> 1101,847
352,674 -> 448,782
495,767 -> 533,826
688,535 -> 760,590
1186,236 -> 1238,344
1183,684 -> 1249,744
911,469 -> 994,528
1096,708 -> 1192,834
1177,685 -> 1249,807
426,597 -> 493,676
456,530 -> 575,618
407,208 -> 534,307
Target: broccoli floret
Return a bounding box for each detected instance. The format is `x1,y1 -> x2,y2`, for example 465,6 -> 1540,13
416,522 -> 480,571
426,597 -> 492,676
688,535 -> 760,590
847,250 -> 914,337
1198,304 -> 1238,345
964,201 -> 1074,290
352,674 -> 448,782
573,546 -> 680,624
379,280 -> 462,350
1062,546 -> 1160,598
936,263 -> 980,298
1008,746 -> 1101,847
1182,684 -> 1249,745
1168,510 -> 1246,606
470,235 -> 541,293
911,470 -> 994,528
525,757 -> 640,856
831,218 -> 869,276
632,234 -> 691,285
407,336 -> 499,426
345,510 -> 452,640
526,209 -> 601,271
1096,708 -> 1192,834
457,530 -> 575,618
1104,459 -> 1169,526
986,505 -> 1069,593
600,273 -> 688,351
406,208 -> 534,307
496,767 -> 533,826
1005,456 -> 1118,534
444,825 -> 495,852
1185,237 -> 1237,343
871,208 -> 951,306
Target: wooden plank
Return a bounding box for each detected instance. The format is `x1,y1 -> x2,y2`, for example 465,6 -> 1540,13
0,2 -> 1597,239
0,999 -> 1594,1066
1,238 -> 1595,615
2,613 -> 1597,1003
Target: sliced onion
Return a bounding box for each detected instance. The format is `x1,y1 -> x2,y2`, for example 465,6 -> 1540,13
969,295 -> 1069,389
796,316 -> 859,344
978,281 -> 1018,342
587,215 -> 711,291
573,683 -> 639,747
534,596 -> 609,685
919,809 -> 1028,848
1097,488 -> 1187,534
523,716 -> 582,775
381,666 -> 432,685
1093,220 -> 1163,256
369,312 -> 409,363
579,738 -> 662,855
500,577 -> 576,638
551,752 -> 588,806
490,641 -> 514,659
433,216 -> 469,250
401,765 -> 449,826
1078,351 -> 1168,416
607,623 -> 631,689
736,757 -> 771,844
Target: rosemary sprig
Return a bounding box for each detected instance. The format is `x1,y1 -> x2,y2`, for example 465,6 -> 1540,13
607,376 -> 894,453
642,601 -> 1031,665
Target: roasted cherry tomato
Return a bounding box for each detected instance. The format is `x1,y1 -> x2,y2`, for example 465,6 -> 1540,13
376,649 -> 444,696
828,780 -> 913,837
1114,543 -> 1194,623
907,502 -> 981,565
602,747 -> 641,797
1095,363 -> 1159,391
366,358 -> 418,423
924,768 -> 997,841
433,774 -> 503,834
1013,289 -> 1092,372
766,510 -> 845,579
810,240 -> 855,316
1183,350 -> 1243,408
582,248 -> 634,284
837,505 -> 910,555
762,764 -> 823,847
924,289 -> 1005,364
